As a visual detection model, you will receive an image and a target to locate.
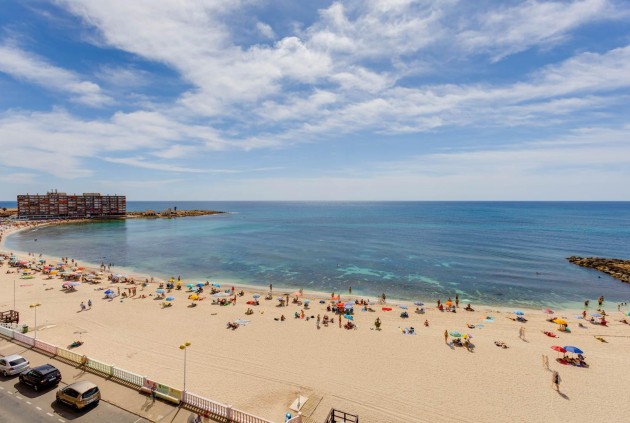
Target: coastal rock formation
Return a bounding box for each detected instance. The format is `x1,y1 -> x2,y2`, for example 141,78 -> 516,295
567,256 -> 630,283
126,209 -> 226,219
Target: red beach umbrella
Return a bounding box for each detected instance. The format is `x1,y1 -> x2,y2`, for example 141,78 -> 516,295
551,346 -> 566,353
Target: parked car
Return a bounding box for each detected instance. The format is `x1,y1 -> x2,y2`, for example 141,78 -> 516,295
0,354 -> 30,376
56,380 -> 100,409
18,364 -> 61,391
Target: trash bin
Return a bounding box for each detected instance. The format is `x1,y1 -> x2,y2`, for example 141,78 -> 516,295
21,324 -> 28,333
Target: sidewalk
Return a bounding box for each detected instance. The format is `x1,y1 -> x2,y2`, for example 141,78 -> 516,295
0,336 -> 193,423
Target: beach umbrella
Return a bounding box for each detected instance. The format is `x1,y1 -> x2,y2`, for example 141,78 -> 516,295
414,301 -> 424,306
344,314 -> 354,320
253,294 -> 261,299
196,283 -> 205,287
68,282 -> 81,287
344,304 -> 354,310
304,299 -> 310,304
463,333 -> 473,339
627,312 -> 630,316
399,305 -> 408,310
186,283 -> 195,288
165,296 -> 175,301
445,301 -> 453,306
564,346 -> 583,354
212,283 -> 221,287
213,292 -> 230,297
514,310 -> 524,315
156,289 -> 165,294
189,294 -> 199,300
277,296 -> 285,301
104,289 -> 113,294
551,346 -> 566,353
292,291 -> 302,297
553,319 -> 567,325
591,313 -> 602,317
543,308 -> 554,314
449,331 -> 462,337
344,301 -> 355,307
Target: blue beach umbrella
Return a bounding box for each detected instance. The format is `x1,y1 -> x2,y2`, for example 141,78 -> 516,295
156,289 -> 165,294
627,312 -> 630,316
304,299 -> 310,304
196,283 -> 205,287
104,289 -> 113,295
591,313 -> 602,317
344,314 -> 354,320
186,283 -> 195,288
414,301 -> 424,306
212,283 -> 221,287
399,305 -> 408,310
564,346 -> 583,354
514,310 -> 524,315
165,296 -> 175,301
253,294 -> 261,299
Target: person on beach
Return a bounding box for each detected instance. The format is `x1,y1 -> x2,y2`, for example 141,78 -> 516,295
349,286 -> 352,294
424,319 -> 429,327
80,302 -> 86,311
552,371 -> 561,391
317,314 -> 321,329
269,283 -> 272,293
542,354 -> 549,370
455,294 -> 459,307
88,299 -> 92,308
519,326 -> 526,340
444,330 -> 448,343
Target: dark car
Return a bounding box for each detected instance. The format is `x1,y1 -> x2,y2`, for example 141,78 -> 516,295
19,364 -> 62,391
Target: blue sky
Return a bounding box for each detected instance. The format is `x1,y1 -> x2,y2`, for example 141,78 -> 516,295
1,0 -> 630,200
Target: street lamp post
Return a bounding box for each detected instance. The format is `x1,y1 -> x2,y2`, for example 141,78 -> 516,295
30,303 -> 41,339
179,341 -> 191,393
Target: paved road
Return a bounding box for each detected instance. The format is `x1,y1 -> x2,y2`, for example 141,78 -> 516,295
0,374 -> 151,423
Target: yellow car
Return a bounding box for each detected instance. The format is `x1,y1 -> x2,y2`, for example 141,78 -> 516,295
56,380 -> 101,409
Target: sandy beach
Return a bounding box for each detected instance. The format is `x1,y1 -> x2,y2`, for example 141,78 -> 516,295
2,222 -> 630,423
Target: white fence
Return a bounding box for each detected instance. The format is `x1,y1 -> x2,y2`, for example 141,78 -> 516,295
1,327 -> 287,422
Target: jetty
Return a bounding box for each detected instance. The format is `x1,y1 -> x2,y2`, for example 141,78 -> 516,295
125,209 -> 226,219
567,256 -> 630,283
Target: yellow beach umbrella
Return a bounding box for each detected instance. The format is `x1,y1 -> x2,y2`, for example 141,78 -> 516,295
553,319 -> 567,325
188,294 -> 199,300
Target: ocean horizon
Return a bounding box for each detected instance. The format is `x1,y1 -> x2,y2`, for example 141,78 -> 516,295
4,201 -> 630,308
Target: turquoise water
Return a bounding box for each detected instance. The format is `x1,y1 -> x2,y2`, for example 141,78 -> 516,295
5,201 -> 630,307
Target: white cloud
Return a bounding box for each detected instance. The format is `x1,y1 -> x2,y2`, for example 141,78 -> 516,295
457,0 -> 614,61
256,22 -> 275,40
0,42 -> 112,106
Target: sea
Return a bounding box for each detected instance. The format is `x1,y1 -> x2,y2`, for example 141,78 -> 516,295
3,201 -> 630,308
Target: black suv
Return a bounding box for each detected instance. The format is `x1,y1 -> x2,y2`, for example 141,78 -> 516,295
19,364 -> 62,391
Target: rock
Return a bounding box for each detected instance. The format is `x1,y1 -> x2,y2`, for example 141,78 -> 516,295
567,256 -> 630,284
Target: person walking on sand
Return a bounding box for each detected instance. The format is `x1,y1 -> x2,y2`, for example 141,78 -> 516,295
542,354 -> 549,370
552,370 -> 561,391
519,326 -> 525,340
349,286 -> 352,294
87,299 -> 92,309
444,329 -> 448,343
80,302 -> 86,311
317,314 -> 321,329
455,294 -> 459,308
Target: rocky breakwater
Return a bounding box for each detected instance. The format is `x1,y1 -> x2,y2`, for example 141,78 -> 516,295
126,210 -> 226,219
568,256 -> 630,283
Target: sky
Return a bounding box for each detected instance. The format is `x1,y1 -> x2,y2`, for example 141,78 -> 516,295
1,0 -> 630,201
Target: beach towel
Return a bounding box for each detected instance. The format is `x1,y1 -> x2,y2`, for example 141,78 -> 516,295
382,307 -> 392,311
401,327 -> 416,335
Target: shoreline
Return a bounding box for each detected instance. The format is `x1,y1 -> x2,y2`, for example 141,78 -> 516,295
0,219 -> 624,313
2,219 -> 630,422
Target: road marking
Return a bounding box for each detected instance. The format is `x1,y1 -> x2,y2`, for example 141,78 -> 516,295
7,391 -> 13,395
26,401 -> 32,404
46,412 -> 54,417
58,419 -> 65,423
16,395 -> 23,399
36,406 -> 42,410
0,386 -> 4,389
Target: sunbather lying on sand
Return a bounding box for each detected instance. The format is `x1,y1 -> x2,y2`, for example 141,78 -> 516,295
494,341 -> 509,349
